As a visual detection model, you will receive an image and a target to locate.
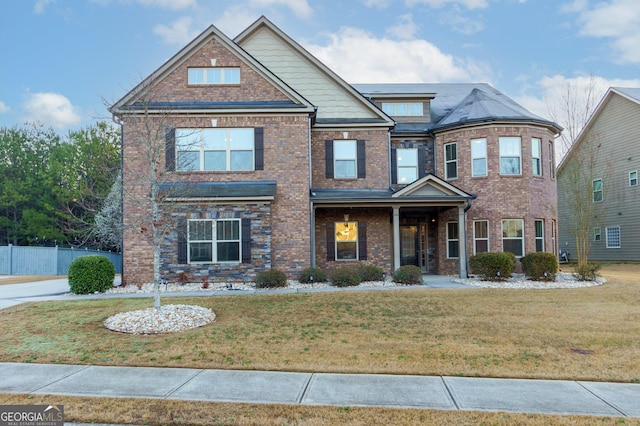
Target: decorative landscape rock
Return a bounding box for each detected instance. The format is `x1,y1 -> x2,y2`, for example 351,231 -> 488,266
104,304 -> 216,335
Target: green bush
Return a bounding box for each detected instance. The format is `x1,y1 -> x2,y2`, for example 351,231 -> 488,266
469,252 -> 516,281
298,267 -> 327,284
68,255 -> 116,295
329,267 -> 362,287
392,265 -> 422,285
520,252 -> 558,281
356,264 -> 384,281
573,263 -> 601,281
255,269 -> 288,288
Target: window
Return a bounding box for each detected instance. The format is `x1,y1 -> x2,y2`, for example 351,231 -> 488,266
397,148 -> 418,184
334,140 -> 357,178
502,219 -> 524,257
548,141 -> 555,179
630,171 -> 638,187
336,221 -> 358,260
499,137 -> 521,175
176,128 -> 254,171
473,220 -> 489,254
606,226 -> 621,248
593,179 -> 603,202
446,222 -> 459,258
535,219 -> 544,252
471,138 -> 487,177
382,102 -> 423,116
532,138 -> 542,176
188,67 -> 240,85
594,227 -> 601,242
445,142 -> 458,179
188,219 -> 241,263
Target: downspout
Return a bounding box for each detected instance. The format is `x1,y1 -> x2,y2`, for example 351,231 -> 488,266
113,113 -> 124,279
308,110 -> 316,267
463,194 -> 477,278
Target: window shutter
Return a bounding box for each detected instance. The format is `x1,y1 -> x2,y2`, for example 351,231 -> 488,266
418,145 -> 427,178
391,147 -> 397,184
254,128 -> 264,170
325,140 -> 334,178
165,127 -> 175,171
242,218 -> 251,263
326,222 -> 335,261
177,218 -> 187,264
357,139 -> 366,178
358,221 -> 367,260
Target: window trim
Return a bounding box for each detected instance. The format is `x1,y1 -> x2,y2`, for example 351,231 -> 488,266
333,140 -> 358,179
473,220 -> 489,255
446,222 -> 459,259
532,138 -> 542,177
187,218 -> 241,264
396,147 -> 418,184
471,138 -> 487,177
381,102 -> 424,116
606,226 -> 621,249
335,221 -> 359,261
501,218 -> 524,257
593,178 -> 603,203
175,127 -> 255,172
187,67 -> 240,85
499,136 -> 522,175
535,219 -> 544,252
444,142 -> 458,180
630,171 -> 638,187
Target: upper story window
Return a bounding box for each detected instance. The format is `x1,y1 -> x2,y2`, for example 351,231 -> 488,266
471,138 -> 487,177
188,219 -> 241,263
326,140 -> 365,179
532,138 -> 542,176
382,102 -> 423,116
444,142 -> 458,180
593,178 -> 603,202
176,128 -> 254,171
630,171 -> 638,187
499,137 -> 521,175
188,67 -> 240,85
397,148 -> 418,184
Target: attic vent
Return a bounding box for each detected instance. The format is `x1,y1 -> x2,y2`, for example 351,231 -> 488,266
210,59 -> 217,66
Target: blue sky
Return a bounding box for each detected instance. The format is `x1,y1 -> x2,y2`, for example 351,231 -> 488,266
1,0 -> 640,132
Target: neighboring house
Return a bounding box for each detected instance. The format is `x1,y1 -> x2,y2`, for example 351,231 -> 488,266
110,16 -> 562,285
557,87 -> 640,262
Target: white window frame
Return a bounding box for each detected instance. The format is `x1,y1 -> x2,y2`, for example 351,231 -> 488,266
444,142 -> 458,180
535,219 -> 544,252
335,221 -> 358,260
499,137 -> 522,175
396,148 -> 418,184
381,102 -> 423,116
188,67 -> 240,85
471,138 -> 487,177
473,220 -> 489,254
593,227 -> 601,242
532,138 -> 542,176
630,171 -> 638,187
593,178 -> 603,203
606,226 -> 621,249
446,222 -> 459,259
333,140 -> 358,179
187,219 -> 241,264
502,219 -> 524,257
176,128 -> 254,172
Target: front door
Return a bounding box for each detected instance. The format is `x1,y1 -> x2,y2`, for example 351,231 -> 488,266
400,225 -> 418,267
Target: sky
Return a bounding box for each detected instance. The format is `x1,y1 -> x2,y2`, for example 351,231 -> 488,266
1,0 -> 640,133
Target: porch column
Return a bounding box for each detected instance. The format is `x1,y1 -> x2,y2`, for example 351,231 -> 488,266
458,205 -> 468,278
393,207 -> 400,271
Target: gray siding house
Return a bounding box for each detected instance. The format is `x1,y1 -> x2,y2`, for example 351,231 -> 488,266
557,87 -> 640,262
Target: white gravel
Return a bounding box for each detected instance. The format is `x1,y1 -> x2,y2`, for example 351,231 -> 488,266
455,272 -> 605,289
103,304 -> 216,335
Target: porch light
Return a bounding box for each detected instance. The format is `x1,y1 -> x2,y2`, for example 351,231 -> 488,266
496,270 -> 501,278
309,274 -> 314,283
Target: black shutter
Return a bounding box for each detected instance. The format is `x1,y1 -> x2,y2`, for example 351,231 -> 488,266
254,128 -> 264,170
357,139 -> 366,178
241,218 -> 251,263
325,140 -> 334,178
358,221 -> 367,260
165,127 -> 175,171
177,218 -> 187,264
418,145 -> 427,178
391,147 -> 397,184
326,222 -> 335,261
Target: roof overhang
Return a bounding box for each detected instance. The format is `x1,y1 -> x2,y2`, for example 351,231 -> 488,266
161,180 -> 276,202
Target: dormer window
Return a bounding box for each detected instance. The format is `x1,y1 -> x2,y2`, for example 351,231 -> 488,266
382,102 -> 423,116
188,67 -> 240,85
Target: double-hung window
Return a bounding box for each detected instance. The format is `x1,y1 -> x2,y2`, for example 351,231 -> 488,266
335,221 -> 358,260
499,137 -> 521,175
334,140 -> 357,178
445,142 -> 458,179
446,222 -> 459,258
606,226 -> 621,248
593,179 -> 603,202
471,138 -> 487,177
176,128 -> 254,171
473,220 -> 489,254
630,171 -> 638,187
502,219 -> 524,257
593,227 -> 601,242
188,219 -> 241,263
535,219 -> 544,252
396,148 -> 418,184
188,67 -> 240,85
532,138 -> 542,176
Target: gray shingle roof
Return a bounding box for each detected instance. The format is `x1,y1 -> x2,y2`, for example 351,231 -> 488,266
160,181 -> 276,199
613,87 -> 640,103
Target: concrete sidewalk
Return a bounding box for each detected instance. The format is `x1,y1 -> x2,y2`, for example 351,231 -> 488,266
0,362 -> 638,418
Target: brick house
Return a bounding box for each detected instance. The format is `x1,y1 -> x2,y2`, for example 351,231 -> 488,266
111,16 -> 562,285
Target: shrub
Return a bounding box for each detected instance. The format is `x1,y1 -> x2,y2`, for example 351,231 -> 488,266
392,265 -> 422,285
298,267 -> 328,284
573,263 -> 601,281
520,252 -> 558,281
329,267 -> 362,287
68,255 -> 116,295
356,264 -> 384,282
255,269 -> 288,288
469,252 -> 516,281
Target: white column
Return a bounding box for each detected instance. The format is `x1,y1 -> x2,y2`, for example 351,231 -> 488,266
393,207 -> 401,271
458,205 -> 468,278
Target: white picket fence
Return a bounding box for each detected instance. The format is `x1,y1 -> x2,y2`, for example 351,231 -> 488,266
0,245 -> 122,275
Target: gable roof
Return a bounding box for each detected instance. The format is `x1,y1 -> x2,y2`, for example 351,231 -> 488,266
110,23 -> 314,115
235,16 -> 393,127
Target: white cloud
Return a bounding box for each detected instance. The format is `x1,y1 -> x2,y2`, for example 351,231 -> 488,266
305,27 -> 492,84
406,0 -> 489,9
440,7 -> 484,34
568,0 -> 640,64
0,101 -> 9,114
153,16 -> 200,45
248,0 -> 313,19
386,14 -> 419,40
33,0 -> 55,14
22,92 -> 81,129
362,0 -> 391,8
137,0 -> 197,9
